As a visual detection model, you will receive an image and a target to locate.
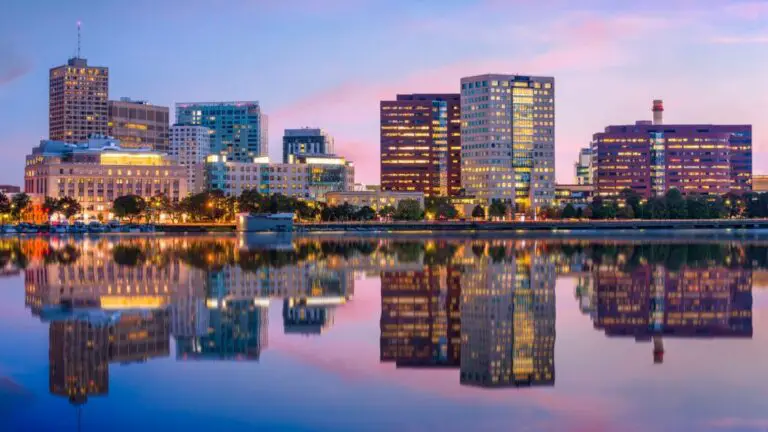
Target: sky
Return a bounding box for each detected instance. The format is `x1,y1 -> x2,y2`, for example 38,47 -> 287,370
2,0 -> 768,187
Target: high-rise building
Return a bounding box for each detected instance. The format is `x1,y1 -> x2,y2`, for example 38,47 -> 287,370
49,57 -> 109,143
170,125 -> 211,193
175,101 -> 268,162
282,128 -> 334,163
592,100 -> 752,198
108,98 -> 170,151
575,147 -> 592,185
460,75 -> 555,212
380,94 -> 461,197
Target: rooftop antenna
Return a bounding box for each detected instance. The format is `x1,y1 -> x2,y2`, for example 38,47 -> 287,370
77,21 -> 81,58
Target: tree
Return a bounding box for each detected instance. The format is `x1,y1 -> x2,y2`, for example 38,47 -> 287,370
561,203 -> 577,219
488,199 -> 507,219
113,195 -> 147,222
238,189 -> 264,214
395,199 -> 423,221
647,197 -> 668,219
147,194 -> 171,222
0,192 -> 10,222
471,205 -> 485,219
589,197 -> 608,219
686,195 -> 708,219
620,188 -> 642,217
616,204 -> 635,219
43,197 -> 60,218
10,193 -> 30,222
356,206 -> 376,221
57,196 -> 81,220
378,205 -> 396,220
665,188 -> 687,219
539,206 -> 560,220
425,197 -> 458,220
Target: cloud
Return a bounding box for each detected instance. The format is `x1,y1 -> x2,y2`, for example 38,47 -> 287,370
0,41 -> 32,87
723,1 -> 768,19
704,417 -> 768,429
269,10 -> 668,184
709,35 -> 768,44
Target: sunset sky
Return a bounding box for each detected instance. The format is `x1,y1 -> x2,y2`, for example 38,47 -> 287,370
2,0 -> 768,186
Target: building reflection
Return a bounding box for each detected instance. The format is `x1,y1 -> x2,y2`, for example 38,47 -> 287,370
1,235 -> 757,402
587,260 -> 753,363
48,309 -> 170,405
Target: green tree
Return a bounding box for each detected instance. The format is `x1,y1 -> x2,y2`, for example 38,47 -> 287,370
647,197 -> 668,219
356,206 -> 376,221
665,188 -> 687,219
238,189 -> 264,214
616,204 -> 635,219
378,205 -> 396,220
113,195 -> 147,222
708,196 -> 727,219
10,193 -> 30,222
561,203 -> 577,219
395,199 -> 423,221
57,196 -> 81,220
42,197 -> 59,217
425,197 -> 458,220
620,188 -> 643,216
0,192 -> 10,222
488,199 -> 507,219
589,197 -> 608,219
471,205 -> 485,219
147,194 -> 171,222
686,195 -> 708,219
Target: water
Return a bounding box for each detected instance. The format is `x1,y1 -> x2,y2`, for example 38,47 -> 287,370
1,233 -> 767,431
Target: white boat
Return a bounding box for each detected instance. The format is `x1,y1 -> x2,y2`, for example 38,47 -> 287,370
87,221 -> 106,233
237,213 -> 294,232
50,221 -> 69,234
107,220 -> 121,232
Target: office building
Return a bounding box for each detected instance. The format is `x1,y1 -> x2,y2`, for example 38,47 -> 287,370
380,94 -> 461,197
592,100 -> 752,198
554,184 -> 594,208
108,98 -> 170,151
24,136 -> 188,218
325,190 -> 423,211
283,128 -> 334,163
460,74 -> 555,213
170,125 -> 211,193
205,154 -> 354,200
175,101 -> 268,162
753,174 -> 768,193
49,57 -> 109,143
575,147 -> 592,185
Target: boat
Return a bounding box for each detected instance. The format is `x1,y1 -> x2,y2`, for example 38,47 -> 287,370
50,221 -> 69,234
107,220 -> 121,232
87,221 -> 106,233
18,223 -> 39,234
70,220 -> 87,234
0,225 -> 17,234
139,224 -> 156,233
237,213 -> 294,232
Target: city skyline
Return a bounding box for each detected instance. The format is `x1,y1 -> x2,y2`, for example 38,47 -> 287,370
3,1 -> 768,187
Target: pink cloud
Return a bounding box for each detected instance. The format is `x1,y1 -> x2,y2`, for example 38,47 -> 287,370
723,1 -> 768,19
710,34 -> 768,44
704,417 -> 768,429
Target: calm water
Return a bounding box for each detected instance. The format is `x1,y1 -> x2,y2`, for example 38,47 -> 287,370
1,232 -> 767,431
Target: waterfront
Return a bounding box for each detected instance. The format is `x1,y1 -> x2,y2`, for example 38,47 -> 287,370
0,234 -> 767,431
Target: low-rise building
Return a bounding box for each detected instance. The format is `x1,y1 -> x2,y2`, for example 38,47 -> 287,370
554,184 -> 594,208
24,136 -> 187,218
753,175 -> 768,193
205,154 -> 354,201
325,190 -> 423,210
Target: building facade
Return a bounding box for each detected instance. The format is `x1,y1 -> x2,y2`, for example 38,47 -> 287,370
575,147 -> 592,185
108,98 -> 170,151
554,184 -> 594,208
205,154 -> 354,200
49,57 -> 109,143
380,94 -> 461,197
754,175 -> 768,193
592,101 -> 752,198
282,128 -> 334,163
175,101 -> 268,162
24,136 -> 188,218
325,190 -> 424,211
460,75 -> 555,212
170,125 -> 211,194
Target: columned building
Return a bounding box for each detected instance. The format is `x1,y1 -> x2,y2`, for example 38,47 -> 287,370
380,94 -> 461,197
460,75 -> 555,212
49,57 -> 109,143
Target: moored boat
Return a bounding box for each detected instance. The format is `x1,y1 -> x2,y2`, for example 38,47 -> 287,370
237,213 -> 294,232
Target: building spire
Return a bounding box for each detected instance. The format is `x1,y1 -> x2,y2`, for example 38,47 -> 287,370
77,21 -> 81,58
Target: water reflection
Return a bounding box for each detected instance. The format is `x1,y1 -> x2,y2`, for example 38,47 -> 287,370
1,234 -> 758,412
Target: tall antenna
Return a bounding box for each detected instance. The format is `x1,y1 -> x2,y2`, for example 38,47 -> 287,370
77,21 -> 81,58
